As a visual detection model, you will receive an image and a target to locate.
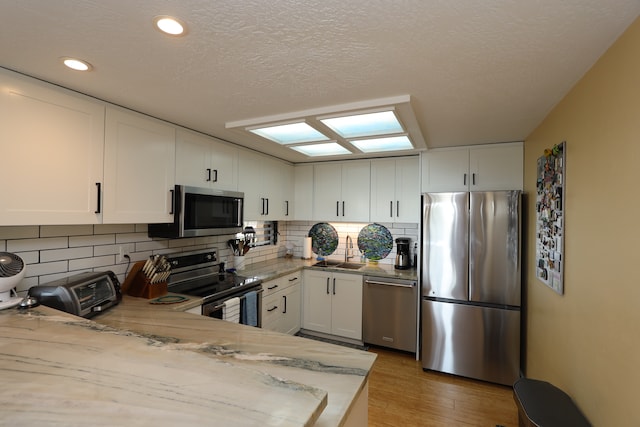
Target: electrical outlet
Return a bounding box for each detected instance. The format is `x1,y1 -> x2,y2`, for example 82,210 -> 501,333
118,246 -> 129,263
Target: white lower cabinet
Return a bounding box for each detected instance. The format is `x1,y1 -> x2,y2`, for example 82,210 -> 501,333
261,273 -> 302,335
302,270 -> 363,341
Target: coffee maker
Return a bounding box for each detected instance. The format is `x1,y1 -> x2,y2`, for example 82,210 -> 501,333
394,238 -> 411,270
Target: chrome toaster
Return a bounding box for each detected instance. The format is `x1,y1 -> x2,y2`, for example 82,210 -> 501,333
27,271 -> 122,318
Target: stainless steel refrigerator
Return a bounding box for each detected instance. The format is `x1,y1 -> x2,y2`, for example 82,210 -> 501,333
421,191 -> 521,386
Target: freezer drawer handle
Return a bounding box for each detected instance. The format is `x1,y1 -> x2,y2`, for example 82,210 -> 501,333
365,279 -> 415,288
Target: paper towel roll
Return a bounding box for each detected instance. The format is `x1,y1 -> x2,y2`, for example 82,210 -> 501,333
302,237 -> 312,259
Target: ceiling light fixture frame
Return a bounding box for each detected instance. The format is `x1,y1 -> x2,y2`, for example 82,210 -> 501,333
226,95 -> 426,160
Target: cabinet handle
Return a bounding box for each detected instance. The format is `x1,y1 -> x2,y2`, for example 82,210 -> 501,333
283,295 -> 287,314
397,201 -> 400,217
336,201 -> 339,216
288,277 -> 298,282
333,278 -> 336,295
464,173 -> 467,186
267,284 -> 278,290
285,200 -> 289,216
390,201 -> 393,217
261,198 -> 265,215
213,169 -> 218,182
326,278 -> 330,294
266,198 -> 269,215
206,168 -> 212,182
94,183 -> 101,214
267,305 -> 279,312
342,201 -> 345,217
169,189 -> 175,214
472,173 -> 476,186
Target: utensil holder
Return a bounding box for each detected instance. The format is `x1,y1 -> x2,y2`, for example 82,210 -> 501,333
234,255 -> 246,270
122,261 -> 168,299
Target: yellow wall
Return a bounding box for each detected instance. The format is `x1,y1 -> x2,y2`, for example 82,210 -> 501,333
524,16 -> 640,426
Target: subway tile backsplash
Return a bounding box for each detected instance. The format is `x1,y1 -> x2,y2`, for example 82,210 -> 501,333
1,220 -> 418,296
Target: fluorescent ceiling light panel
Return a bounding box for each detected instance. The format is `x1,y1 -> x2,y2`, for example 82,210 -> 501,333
249,122 -> 330,145
349,135 -> 413,153
320,110 -> 404,138
290,142 -> 351,156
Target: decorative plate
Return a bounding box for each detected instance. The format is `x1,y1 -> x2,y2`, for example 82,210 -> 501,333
308,223 -> 339,257
358,223 -> 393,260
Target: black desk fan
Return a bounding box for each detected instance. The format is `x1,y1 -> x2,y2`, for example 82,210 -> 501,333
0,252 -> 26,309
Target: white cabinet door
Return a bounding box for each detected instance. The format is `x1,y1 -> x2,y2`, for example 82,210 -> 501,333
302,270 -> 333,334
421,149 -> 469,192
330,272 -> 363,340
176,129 -> 238,190
313,163 -> 342,221
313,161 -> 370,222
237,150 -> 263,220
280,282 -> 302,335
302,270 -> 363,340
0,68 -> 104,225
103,107 -> 175,224
370,159 -> 396,222
395,157 -> 420,222
469,144 -> 523,191
175,129 -> 212,187
293,164 -> 313,221
341,161 -> 371,222
370,157 -> 419,223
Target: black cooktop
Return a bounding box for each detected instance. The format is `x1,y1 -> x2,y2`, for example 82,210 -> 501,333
165,249 -> 262,303
169,273 -> 261,301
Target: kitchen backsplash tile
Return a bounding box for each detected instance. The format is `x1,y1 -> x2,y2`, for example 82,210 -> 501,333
0,220 -> 418,296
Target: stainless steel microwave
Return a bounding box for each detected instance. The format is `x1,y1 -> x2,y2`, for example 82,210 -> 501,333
148,185 -> 244,238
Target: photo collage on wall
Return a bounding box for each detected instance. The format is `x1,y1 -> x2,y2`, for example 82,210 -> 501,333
535,141 -> 565,294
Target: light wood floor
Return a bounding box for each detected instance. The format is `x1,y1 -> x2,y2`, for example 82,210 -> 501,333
367,346 -> 519,427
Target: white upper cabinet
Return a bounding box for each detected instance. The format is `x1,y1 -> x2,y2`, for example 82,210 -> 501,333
421,142 -> 523,192
103,106 -> 176,224
238,150 -> 293,221
370,157 -> 420,223
313,161 -> 370,222
293,164 -> 313,221
0,69 -> 105,225
175,128 -> 238,190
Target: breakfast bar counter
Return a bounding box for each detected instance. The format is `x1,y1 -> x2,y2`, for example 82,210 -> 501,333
0,295 -> 375,426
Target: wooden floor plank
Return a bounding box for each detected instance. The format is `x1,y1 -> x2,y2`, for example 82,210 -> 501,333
367,346 -> 519,427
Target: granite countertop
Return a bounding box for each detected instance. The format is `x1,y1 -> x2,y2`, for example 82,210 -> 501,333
0,294 -> 375,426
237,257 -> 418,283
0,257 -> 404,426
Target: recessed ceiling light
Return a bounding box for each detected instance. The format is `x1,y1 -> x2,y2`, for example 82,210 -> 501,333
61,57 -> 93,71
153,15 -> 186,36
290,142 -> 351,157
249,122 -> 330,145
349,135 -> 414,153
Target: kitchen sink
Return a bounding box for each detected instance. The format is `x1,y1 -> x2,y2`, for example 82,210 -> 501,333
336,262 -> 365,270
311,260 -> 365,270
312,260 -> 342,267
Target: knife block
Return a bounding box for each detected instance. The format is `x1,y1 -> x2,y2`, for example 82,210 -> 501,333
122,261 -> 168,299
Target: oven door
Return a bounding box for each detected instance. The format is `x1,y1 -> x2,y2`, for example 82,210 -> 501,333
202,287 -> 263,327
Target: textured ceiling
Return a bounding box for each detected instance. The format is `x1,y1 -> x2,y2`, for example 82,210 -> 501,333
1,1 -> 638,163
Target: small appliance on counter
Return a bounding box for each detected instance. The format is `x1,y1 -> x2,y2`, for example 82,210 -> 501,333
26,271 -> 122,318
0,252 -> 26,310
394,238 -> 411,270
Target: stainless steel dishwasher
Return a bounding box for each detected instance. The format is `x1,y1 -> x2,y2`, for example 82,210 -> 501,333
363,275 -> 418,353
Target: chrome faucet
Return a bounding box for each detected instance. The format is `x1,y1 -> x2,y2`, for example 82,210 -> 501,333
345,235 -> 354,262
